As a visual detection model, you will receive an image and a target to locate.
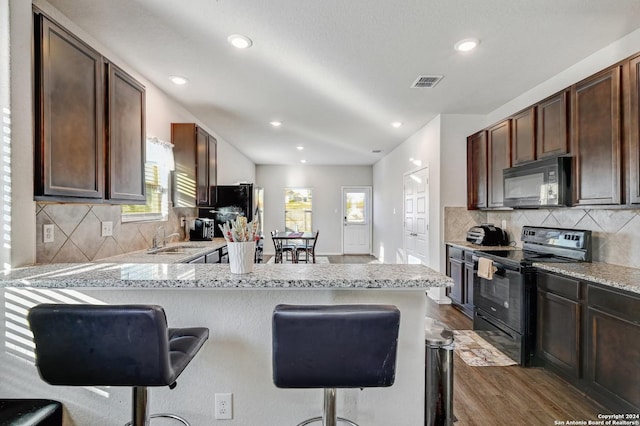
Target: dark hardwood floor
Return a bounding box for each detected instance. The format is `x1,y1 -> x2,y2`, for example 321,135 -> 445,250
426,298 -> 609,425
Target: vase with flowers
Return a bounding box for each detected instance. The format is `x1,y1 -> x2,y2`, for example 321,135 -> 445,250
219,216 -> 259,274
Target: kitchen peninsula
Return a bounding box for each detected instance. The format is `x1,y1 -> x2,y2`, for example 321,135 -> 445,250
0,261 -> 451,426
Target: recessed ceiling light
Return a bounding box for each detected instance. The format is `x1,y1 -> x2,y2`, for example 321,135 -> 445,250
391,121 -> 403,128
169,75 -> 188,85
454,38 -> 479,52
228,34 -> 253,49
270,121 -> 282,127
296,146 -> 304,150
300,159 -> 307,163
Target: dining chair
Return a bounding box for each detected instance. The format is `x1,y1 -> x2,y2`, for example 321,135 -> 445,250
271,230 -> 296,263
296,230 -> 319,263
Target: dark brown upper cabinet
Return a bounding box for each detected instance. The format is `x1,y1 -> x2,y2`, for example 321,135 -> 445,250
106,62 -> 146,203
511,107 -> 536,165
537,90 -> 570,159
571,66 -> 622,206
466,131 -> 487,209
487,120 -> 512,208
628,55 -> 640,204
34,13 -> 104,200
172,123 -> 217,207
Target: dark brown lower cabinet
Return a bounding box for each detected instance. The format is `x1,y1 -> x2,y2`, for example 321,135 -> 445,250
586,285 -> 640,413
535,270 -> 640,414
536,290 -> 581,378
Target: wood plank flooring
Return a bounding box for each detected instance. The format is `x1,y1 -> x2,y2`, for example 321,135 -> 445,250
426,297 -> 609,425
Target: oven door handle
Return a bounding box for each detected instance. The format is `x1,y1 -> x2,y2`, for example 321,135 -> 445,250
476,310 -> 518,340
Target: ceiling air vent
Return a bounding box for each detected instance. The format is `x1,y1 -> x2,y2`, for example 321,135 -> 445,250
411,75 -> 443,89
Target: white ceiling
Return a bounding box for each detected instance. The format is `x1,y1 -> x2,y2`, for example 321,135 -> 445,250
47,0 -> 640,166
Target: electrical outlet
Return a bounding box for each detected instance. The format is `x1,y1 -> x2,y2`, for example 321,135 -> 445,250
43,224 -> 54,243
215,393 -> 233,420
501,219 -> 507,230
101,221 -> 113,237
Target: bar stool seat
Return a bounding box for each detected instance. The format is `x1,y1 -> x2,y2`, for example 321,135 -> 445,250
272,304 -> 401,426
28,304 -> 209,426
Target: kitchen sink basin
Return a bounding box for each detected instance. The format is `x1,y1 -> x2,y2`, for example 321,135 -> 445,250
146,245 -> 204,255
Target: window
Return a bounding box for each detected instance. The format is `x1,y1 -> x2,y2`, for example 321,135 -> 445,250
284,188 -> 312,232
121,137 -> 174,222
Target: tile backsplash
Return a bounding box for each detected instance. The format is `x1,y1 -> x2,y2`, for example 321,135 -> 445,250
36,203 -> 195,264
444,206 -> 640,269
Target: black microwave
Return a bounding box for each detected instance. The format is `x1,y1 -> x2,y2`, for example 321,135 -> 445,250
503,156 -> 572,208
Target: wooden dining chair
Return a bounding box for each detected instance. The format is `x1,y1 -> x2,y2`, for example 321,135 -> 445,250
296,230 -> 319,263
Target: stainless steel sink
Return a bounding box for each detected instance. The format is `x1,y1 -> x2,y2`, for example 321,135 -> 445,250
146,245 -> 204,255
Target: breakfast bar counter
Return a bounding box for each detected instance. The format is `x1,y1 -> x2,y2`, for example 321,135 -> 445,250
0,262 -> 451,426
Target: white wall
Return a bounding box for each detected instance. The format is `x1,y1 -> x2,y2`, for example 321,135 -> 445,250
372,116 -> 440,267
7,1 -> 255,266
256,165 -> 372,255
371,114 -> 485,275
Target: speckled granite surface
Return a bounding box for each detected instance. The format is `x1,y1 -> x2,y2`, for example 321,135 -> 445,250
97,239 -> 228,264
534,262 -> 640,295
446,241 -> 519,251
0,263 -> 452,290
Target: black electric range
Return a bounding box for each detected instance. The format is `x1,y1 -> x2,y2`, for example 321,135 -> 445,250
472,226 -> 592,366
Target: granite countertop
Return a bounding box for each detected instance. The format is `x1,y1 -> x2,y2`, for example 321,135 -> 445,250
446,241 -> 519,251
98,239 -> 228,264
0,263 -> 452,290
534,262 -> 640,295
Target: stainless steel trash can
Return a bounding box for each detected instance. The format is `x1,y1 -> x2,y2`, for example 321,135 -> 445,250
425,317 -> 454,426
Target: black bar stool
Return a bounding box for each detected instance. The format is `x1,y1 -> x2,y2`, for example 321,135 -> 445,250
28,304 -> 209,426
272,304 -> 401,426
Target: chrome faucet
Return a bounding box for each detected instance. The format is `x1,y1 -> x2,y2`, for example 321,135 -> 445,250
152,226 -> 165,250
165,232 -> 181,245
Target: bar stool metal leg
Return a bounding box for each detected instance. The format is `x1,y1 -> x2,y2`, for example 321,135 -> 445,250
296,388 -> 359,426
125,386 -> 190,426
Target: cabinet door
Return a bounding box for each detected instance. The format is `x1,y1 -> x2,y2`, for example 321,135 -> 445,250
629,55 -> 640,204
537,290 -> 581,378
586,285 -> 640,413
172,123 -> 197,207
571,67 -> 622,205
196,127 -> 209,206
106,62 -> 146,202
35,15 -> 104,199
448,257 -> 464,305
487,120 -> 511,208
208,135 -> 217,204
537,90 -> 570,159
511,107 -> 536,165
466,131 -> 487,209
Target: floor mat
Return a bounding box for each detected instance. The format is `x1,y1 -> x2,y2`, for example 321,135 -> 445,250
452,330 -> 517,367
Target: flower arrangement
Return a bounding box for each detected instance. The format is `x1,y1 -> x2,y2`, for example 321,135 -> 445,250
219,216 -> 259,242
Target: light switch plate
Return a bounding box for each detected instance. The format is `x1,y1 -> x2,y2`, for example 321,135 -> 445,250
43,224 -> 54,243
101,221 -> 113,237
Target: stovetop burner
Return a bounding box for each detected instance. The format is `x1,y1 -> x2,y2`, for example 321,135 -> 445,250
480,249 -> 580,264
475,226 -> 592,266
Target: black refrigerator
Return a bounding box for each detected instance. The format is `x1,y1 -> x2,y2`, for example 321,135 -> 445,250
199,184 -> 254,238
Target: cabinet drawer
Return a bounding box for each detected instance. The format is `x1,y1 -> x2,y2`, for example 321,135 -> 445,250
587,284 -> 640,323
537,271 -> 581,301
448,246 -> 464,261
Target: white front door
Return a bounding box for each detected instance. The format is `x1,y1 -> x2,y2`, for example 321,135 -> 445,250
404,168 -> 429,265
342,186 -> 372,254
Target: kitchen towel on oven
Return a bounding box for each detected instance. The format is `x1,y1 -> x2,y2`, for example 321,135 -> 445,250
478,257 -> 496,280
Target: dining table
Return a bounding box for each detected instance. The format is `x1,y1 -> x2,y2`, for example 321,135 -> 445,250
271,231 -> 317,263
